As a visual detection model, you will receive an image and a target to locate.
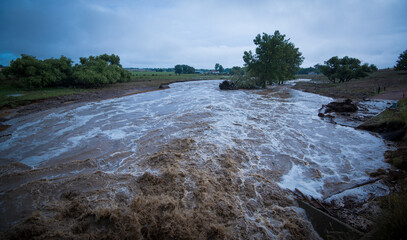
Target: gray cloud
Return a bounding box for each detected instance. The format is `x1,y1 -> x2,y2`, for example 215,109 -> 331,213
1,0 -> 406,68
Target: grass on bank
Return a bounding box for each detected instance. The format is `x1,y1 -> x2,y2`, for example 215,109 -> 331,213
0,72 -> 227,109
373,191 -> 407,240
0,84 -> 88,109
294,70 -> 407,100
359,98 -> 407,128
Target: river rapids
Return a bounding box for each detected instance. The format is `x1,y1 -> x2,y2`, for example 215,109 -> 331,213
0,80 -> 391,239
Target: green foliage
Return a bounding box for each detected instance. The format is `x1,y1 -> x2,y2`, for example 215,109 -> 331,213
374,192 -> 407,239
316,56 -> 377,83
243,31 -> 304,87
218,65 -> 224,73
297,67 -> 319,74
5,53 -> 131,88
5,55 -> 73,88
174,65 -> 182,75
174,64 -> 195,75
73,54 -> 131,87
214,63 -> 224,73
230,66 -> 245,75
229,74 -> 262,89
235,78 -> 261,89
395,49 -> 407,71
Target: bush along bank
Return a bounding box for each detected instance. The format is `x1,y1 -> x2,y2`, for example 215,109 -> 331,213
2,54 -> 131,89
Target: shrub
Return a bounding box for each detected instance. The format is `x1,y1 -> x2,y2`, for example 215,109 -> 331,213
5,55 -> 73,89
72,54 -> 131,87
5,53 -> 130,88
374,192 -> 407,239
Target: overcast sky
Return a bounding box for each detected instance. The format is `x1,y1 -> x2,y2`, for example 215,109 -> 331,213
0,0 -> 406,69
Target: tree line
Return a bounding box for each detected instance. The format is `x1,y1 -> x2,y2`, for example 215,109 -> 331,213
221,30 -> 407,90
2,54 -> 132,88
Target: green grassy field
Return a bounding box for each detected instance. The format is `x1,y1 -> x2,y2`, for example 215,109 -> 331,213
0,72 -> 227,109
0,84 -> 88,109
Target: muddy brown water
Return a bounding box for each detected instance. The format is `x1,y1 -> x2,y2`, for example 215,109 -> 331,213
0,80 -> 392,239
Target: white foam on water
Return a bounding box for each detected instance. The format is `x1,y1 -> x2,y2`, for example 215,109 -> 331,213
278,165 -> 324,198
0,80 -> 391,200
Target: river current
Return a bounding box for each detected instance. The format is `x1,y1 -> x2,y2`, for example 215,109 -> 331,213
0,80 -> 391,238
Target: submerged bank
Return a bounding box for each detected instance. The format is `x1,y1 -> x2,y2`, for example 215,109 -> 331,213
0,80 -> 394,239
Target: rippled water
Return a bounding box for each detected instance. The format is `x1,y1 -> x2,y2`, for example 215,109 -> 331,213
0,80 -> 391,238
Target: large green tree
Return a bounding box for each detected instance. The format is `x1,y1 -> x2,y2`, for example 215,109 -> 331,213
395,50 -> 407,71
316,56 -> 377,83
174,64 -> 195,74
5,53 -> 130,88
215,63 -> 220,71
5,54 -> 73,88
73,54 -> 131,87
243,31 -> 303,87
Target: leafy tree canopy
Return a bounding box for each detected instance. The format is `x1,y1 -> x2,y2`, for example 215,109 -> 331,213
297,67 -> 319,75
230,66 -> 245,75
174,64 -> 195,75
218,65 -> 224,73
316,56 -> 377,83
243,31 -> 304,87
4,53 -> 130,88
214,63 -> 224,73
73,54 -> 130,87
395,50 -> 407,71
215,63 -> 220,71
5,54 -> 73,88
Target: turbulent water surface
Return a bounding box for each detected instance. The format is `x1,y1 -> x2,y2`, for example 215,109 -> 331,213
0,80 -> 391,239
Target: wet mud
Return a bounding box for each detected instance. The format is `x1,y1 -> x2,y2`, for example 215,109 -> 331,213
1,138 -> 318,239
0,80 -> 393,239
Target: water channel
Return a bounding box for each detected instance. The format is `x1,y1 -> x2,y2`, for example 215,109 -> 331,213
0,80 -> 392,238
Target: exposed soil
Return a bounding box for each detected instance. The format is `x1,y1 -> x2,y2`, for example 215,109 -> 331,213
294,70 -> 407,101
371,85 -> 407,100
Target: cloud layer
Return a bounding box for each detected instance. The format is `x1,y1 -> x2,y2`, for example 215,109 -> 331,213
1,0 -> 406,68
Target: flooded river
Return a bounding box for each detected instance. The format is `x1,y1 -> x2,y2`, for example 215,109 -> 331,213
0,80 -> 391,239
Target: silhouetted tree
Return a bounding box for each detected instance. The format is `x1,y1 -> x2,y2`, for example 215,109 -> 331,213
395,50 -> 407,71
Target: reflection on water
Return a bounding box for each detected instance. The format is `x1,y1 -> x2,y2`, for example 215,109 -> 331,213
0,80 -> 390,238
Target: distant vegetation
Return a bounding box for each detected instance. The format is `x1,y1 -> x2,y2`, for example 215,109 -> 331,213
316,56 -> 377,83
2,54 -> 131,88
229,66 -> 245,76
174,64 -> 195,75
395,49 -> 407,71
215,63 -> 224,73
297,67 -> 319,75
